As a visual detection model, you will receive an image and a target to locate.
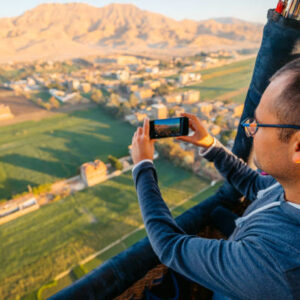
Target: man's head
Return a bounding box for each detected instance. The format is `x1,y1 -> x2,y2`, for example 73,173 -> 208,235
252,58 -> 300,183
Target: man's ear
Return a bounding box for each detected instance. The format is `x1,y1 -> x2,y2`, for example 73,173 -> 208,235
291,132 -> 300,164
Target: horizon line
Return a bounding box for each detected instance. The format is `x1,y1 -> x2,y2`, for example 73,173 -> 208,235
0,2 -> 265,25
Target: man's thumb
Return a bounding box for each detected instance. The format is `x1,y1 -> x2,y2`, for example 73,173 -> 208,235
176,136 -> 192,143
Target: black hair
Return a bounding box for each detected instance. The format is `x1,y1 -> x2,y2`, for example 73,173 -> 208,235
269,57 -> 300,143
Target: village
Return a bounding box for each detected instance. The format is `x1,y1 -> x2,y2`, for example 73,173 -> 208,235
0,50 -> 244,136
0,50 -> 246,225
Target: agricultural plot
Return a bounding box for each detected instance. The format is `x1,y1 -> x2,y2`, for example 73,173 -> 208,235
0,158 -> 210,299
0,107 -> 135,200
179,57 -> 256,102
0,58 -> 256,299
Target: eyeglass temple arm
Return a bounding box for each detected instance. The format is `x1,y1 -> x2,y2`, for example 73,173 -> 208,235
242,123 -> 300,130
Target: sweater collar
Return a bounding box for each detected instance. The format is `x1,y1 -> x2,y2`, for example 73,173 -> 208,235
278,186 -> 300,225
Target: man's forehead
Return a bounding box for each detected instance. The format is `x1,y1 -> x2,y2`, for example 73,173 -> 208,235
255,93 -> 268,121
267,71 -> 294,99
257,73 -> 293,121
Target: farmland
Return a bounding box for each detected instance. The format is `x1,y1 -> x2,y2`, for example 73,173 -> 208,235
0,107 -> 135,200
0,157 -> 210,299
179,57 -> 255,103
0,57 -> 256,299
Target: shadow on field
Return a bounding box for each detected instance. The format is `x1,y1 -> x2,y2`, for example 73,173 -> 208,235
1,153 -> 65,177
43,129 -> 129,163
0,178 -> 37,199
184,85 -> 235,92
39,146 -> 82,171
113,174 -> 135,187
89,185 -> 137,213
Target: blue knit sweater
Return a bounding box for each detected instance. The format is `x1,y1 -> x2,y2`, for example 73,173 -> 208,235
132,139 -> 300,300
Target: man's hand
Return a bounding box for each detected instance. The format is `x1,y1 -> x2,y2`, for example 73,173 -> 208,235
131,117 -> 157,165
176,113 -> 214,148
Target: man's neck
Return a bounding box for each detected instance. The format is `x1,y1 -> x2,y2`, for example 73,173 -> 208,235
281,180 -> 300,205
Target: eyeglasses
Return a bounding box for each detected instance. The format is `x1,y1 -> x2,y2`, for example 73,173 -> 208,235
241,118 -> 300,138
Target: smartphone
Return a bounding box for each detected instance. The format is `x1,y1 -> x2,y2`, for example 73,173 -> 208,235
149,117 -> 189,139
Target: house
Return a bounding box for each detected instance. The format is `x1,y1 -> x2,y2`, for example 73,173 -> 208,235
117,56 -> 139,65
144,80 -> 161,90
134,88 -> 153,102
197,102 -> 213,116
129,84 -> 139,93
135,112 -> 148,122
68,79 -> 80,91
49,89 -> 78,103
151,104 -> 168,119
80,160 -> 107,187
209,124 -> 221,136
172,106 -> 185,117
226,117 -> 240,129
179,72 -> 202,85
125,114 -> 138,125
117,70 -> 130,81
0,194 -> 39,225
164,93 -> 182,104
80,83 -> 91,93
227,104 -> 244,118
182,90 -> 200,104
0,105 -> 14,120
145,67 -> 159,74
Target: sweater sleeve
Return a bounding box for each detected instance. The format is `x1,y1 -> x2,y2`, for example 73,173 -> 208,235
200,139 -> 276,201
132,161 -> 280,299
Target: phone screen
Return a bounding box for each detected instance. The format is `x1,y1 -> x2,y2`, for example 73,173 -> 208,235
153,118 -> 182,138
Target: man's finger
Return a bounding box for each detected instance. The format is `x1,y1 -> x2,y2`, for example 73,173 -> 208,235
180,113 -> 199,128
189,119 -> 196,131
180,112 -> 197,121
181,112 -> 205,129
176,136 -> 193,143
143,117 -> 149,137
137,127 -> 143,135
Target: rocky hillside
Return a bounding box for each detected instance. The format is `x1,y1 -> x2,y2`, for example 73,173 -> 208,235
0,3 -> 263,62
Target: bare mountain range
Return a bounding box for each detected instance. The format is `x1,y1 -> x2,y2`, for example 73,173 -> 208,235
0,3 -> 264,62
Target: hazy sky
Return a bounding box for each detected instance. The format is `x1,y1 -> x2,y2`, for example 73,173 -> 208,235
0,0 -> 277,23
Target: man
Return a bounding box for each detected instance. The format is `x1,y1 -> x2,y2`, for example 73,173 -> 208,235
202,7 -> 300,210
130,58 -> 300,299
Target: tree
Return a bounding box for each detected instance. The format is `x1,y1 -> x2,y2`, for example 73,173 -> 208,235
215,115 -> 225,127
176,61 -> 184,68
116,103 -> 131,118
155,84 -> 169,96
108,155 -> 123,171
44,102 -> 52,111
91,89 -> 104,104
129,93 -> 139,107
37,98 -> 44,108
220,130 -> 237,145
109,93 -> 120,107
49,96 -> 60,109
48,81 -> 66,91
168,108 -> 175,117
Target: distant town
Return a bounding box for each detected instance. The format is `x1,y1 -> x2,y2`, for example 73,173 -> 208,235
0,50 -> 250,224
0,49 -> 245,134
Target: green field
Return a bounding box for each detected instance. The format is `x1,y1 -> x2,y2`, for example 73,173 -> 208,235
0,108 -> 135,200
40,182 -> 222,300
179,58 -> 255,102
0,158 -> 210,299
0,58 -> 253,299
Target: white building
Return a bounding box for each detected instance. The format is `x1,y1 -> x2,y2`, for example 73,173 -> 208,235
151,103 -> 168,119
117,70 -> 130,81
49,89 -> 78,103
